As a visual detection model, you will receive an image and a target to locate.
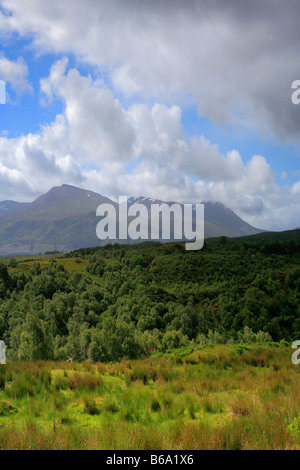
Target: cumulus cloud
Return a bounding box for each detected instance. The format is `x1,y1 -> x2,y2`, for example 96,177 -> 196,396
0,115 -> 83,201
40,58 -> 135,163
7,60 -> 300,230
1,0 -> 300,139
0,59 -> 298,230
0,54 -> 32,94
0,3 -> 299,231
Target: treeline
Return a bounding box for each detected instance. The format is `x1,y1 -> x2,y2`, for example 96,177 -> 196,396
0,237 -> 299,361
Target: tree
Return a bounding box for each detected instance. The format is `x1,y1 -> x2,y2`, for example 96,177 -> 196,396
18,314 -> 54,360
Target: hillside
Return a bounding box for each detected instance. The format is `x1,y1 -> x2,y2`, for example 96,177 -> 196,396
0,201 -> 29,217
230,228 -> 300,244
0,235 -> 299,364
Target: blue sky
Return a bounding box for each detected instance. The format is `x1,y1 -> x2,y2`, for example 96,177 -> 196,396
181,107 -> 300,186
0,0 -> 299,231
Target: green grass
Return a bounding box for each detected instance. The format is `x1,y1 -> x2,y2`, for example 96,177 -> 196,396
5,256 -> 88,274
0,345 -> 299,450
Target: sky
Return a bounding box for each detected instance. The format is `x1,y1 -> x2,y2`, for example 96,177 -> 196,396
0,0 -> 299,231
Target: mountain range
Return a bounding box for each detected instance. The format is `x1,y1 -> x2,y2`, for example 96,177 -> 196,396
0,184 -> 264,255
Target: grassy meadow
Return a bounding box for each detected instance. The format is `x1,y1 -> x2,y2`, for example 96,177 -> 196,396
0,239 -> 299,449
0,344 -> 299,450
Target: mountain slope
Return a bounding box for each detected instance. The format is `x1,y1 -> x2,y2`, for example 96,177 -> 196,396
0,185 -> 263,255
0,201 -> 29,217
3,184 -> 114,221
128,196 -> 262,239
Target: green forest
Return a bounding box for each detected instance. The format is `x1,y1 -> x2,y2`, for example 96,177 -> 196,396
0,234 -> 299,362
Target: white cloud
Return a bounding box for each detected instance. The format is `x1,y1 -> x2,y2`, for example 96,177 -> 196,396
0,55 -> 298,231
0,54 -> 32,94
291,181 -> 300,196
1,0 -> 300,139
40,58 -> 135,163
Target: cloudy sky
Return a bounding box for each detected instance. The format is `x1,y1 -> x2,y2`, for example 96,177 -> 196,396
0,0 -> 299,231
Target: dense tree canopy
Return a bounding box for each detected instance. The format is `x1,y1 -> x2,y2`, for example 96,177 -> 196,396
0,237 -> 299,361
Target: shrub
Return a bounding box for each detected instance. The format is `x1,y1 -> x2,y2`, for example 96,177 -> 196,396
0,400 -> 17,416
233,345 -> 250,356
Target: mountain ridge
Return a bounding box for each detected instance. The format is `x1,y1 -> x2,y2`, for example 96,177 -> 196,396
0,184 -> 264,255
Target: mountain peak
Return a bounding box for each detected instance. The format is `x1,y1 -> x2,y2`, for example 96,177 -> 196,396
0,184 -> 264,255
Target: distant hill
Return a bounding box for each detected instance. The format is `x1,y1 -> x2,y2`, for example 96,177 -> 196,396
4,184 -> 114,221
0,185 -> 116,255
0,184 -> 264,255
0,201 -> 29,217
128,196 -> 263,238
229,228 -> 300,244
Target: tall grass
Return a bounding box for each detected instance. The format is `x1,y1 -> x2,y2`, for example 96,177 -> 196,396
0,345 -> 299,450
